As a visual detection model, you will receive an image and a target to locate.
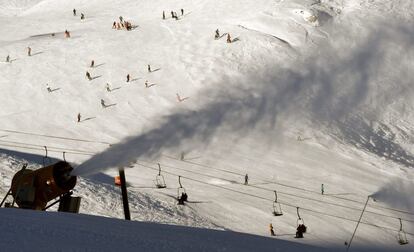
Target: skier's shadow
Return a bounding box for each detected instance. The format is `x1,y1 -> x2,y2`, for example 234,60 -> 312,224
178,97 -> 189,102
150,68 -> 161,73
31,52 -> 44,57
104,103 -> 117,108
186,200 -> 211,204
146,84 -> 156,88
81,117 -> 96,122
110,87 -> 121,91
50,88 -> 61,92
93,63 -> 105,68
231,37 -> 240,43
91,75 -> 102,80
130,78 -> 141,82
163,193 -> 211,204
217,33 -> 228,39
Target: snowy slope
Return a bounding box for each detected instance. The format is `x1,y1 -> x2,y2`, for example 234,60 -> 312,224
0,207 -> 334,252
1,0 -> 414,251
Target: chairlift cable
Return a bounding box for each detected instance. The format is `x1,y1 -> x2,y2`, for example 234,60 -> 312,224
137,160 -> 414,223
0,128 -> 112,145
135,161 -> 414,236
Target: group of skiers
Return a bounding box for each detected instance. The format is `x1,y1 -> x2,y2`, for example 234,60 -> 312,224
162,9 -> 184,20
112,16 -> 133,30
79,61 -> 160,122
268,223 -> 307,238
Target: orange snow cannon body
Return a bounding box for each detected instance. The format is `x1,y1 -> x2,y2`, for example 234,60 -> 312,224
11,161 -> 77,210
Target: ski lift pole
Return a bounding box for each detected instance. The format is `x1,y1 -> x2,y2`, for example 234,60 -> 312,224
399,218 -> 403,232
118,169 -> 131,220
158,163 -> 161,176
63,152 -> 66,162
347,196 -> 371,251
274,191 -> 278,202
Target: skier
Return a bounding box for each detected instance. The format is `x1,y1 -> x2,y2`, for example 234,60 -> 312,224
215,29 -> 220,39
27,47 -> 31,56
162,11 -> 165,20
321,184 -> 324,195
101,99 -> 107,108
178,194 -> 185,205
145,80 -> 148,88
227,33 -> 232,43
77,113 -> 81,123
90,60 -> 95,68
171,11 -> 174,18
125,21 -> 132,31
181,9 -> 184,16
244,173 -> 249,185
80,13 -> 85,19
64,30 -> 71,38
269,223 -> 275,236
73,9 -> 76,16
112,21 -> 116,29
6,55 -> 10,63
106,83 -> 111,92
295,224 -> 306,238
147,64 -> 151,72
46,84 -> 52,93
86,71 -> 92,81
126,74 -> 130,82
119,16 -> 123,23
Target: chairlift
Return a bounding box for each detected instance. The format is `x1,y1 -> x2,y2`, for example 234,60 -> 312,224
397,218 -> 409,245
272,190 -> 283,216
296,207 -> 307,233
177,176 -> 187,205
154,163 -> 167,189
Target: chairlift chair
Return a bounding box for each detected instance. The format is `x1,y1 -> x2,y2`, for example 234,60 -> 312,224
154,163 -> 167,189
398,218 -> 409,245
296,207 -> 307,233
272,191 -> 283,216
177,176 -> 187,205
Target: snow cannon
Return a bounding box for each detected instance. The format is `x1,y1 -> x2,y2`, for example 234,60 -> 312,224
10,161 -> 77,210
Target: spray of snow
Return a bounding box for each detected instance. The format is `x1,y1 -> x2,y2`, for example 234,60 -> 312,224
73,21 -> 414,176
371,178 -> 414,212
